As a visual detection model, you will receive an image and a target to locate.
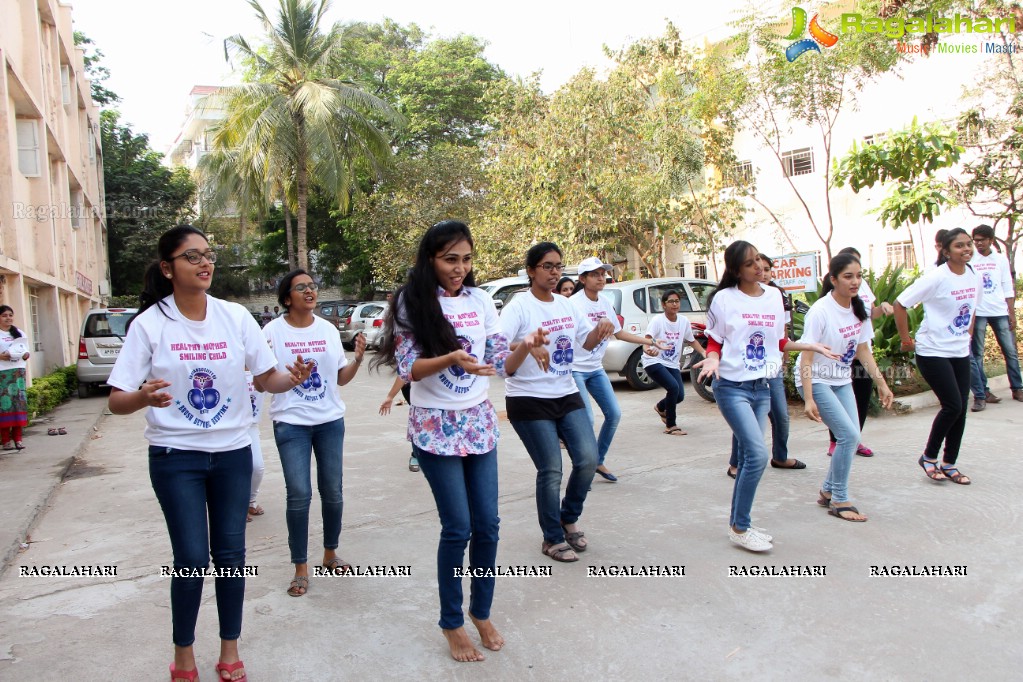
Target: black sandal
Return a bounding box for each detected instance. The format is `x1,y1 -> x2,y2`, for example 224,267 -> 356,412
561,524 -> 587,552
918,455 -> 947,481
828,504 -> 867,522
770,459 -> 806,470
940,465 -> 971,485
817,490 -> 832,507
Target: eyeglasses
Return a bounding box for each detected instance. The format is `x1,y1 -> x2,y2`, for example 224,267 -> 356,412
170,249 -> 217,265
291,282 -> 319,293
537,263 -> 566,272
664,299 -> 681,305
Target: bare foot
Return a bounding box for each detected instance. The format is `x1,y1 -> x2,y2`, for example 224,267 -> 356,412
442,626 -> 485,662
469,614 -> 505,651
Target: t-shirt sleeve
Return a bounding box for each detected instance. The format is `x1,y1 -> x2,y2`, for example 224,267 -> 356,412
604,297 -> 622,334
705,298 -> 726,344
800,304 -> 826,345
245,311 -> 277,376
499,298 -> 526,343
573,305 -> 595,346
680,317 -> 696,343
858,317 -> 874,345
999,255 -> 1014,297
897,270 -> 940,309
482,292 -> 501,336
644,316 -> 663,340
107,318 -> 152,392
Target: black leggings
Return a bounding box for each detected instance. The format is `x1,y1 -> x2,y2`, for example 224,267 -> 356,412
829,359 -> 872,444
915,354 -> 971,465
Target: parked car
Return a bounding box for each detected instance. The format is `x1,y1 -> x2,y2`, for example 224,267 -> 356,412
339,302 -> 386,350
479,265 -> 612,309
76,308 -> 137,397
316,299 -> 360,330
599,278 -> 717,390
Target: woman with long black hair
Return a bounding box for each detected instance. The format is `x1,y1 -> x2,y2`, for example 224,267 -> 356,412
696,241 -> 837,552
0,305 -> 30,450
374,220 -> 538,662
895,227 -> 981,484
108,225 -> 311,682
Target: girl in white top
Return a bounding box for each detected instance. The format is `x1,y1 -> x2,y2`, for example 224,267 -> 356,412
796,254 -> 894,522
895,228 -> 982,484
108,225 -> 310,682
570,257 -> 670,479
0,305 -> 30,450
501,242 -> 610,564
260,269 -> 366,597
640,290 -> 704,435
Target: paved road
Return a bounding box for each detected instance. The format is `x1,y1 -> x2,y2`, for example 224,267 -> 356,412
0,367 -> 1019,680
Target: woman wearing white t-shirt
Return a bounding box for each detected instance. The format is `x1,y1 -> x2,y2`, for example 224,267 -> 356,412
0,305 -> 30,450
570,257 -> 670,480
261,269 -> 366,597
796,254 -> 894,521
642,290 -> 705,436
501,242 -> 611,563
374,221 -> 538,663
696,241 -> 837,552
108,225 -> 310,682
895,228 -> 981,484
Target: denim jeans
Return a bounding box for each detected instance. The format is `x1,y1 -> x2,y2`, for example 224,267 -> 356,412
797,382 -> 859,502
510,406 -> 598,545
573,369 -> 622,466
916,355 -> 971,464
149,445 -> 252,646
730,375 -> 789,466
645,363 -> 684,428
273,418 -> 345,565
713,378 -> 770,532
415,447 -> 499,630
970,315 -> 1023,398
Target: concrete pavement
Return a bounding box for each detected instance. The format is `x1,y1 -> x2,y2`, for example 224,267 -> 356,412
0,369 -> 1019,680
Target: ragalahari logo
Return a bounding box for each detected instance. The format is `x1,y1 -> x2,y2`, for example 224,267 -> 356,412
784,7 -> 839,62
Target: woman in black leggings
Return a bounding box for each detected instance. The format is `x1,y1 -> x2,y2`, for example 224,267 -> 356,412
894,228 -> 980,484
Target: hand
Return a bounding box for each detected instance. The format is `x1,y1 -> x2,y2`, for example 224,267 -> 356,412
595,318 -> 615,341
811,343 -> 841,361
0,351 -> 9,361
449,349 -> 496,376
803,398 -> 822,422
353,332 -> 367,360
880,302 -> 894,316
1010,317 -> 1017,333
900,338 -> 915,352
694,355 -> 719,383
286,354 -> 314,385
877,383 -> 895,410
530,345 -> 551,373
522,327 -> 549,350
141,379 -> 173,409
21,353 -> 29,361
643,344 -> 659,356
651,338 -> 672,351
379,399 -> 394,416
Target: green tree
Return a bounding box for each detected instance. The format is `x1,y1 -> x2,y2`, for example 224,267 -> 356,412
73,32 -> 119,106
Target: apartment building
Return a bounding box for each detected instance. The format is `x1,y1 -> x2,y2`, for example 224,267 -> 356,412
1,0 -> 108,381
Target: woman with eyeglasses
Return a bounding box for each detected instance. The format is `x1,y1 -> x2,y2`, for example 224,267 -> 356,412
108,225 -> 311,682
259,269 -> 366,597
643,290 -> 705,436
501,242 -> 611,563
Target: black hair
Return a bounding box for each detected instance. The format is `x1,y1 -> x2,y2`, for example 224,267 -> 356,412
277,269 -> 311,312
821,254 -> 868,321
373,220 -> 477,370
707,240 -> 757,315
757,253 -> 773,268
0,305 -> 23,338
661,289 -> 683,304
132,225 -> 209,329
525,242 -> 563,285
936,228 -> 971,267
557,277 -> 576,295
837,246 -> 861,260
933,229 -> 949,265
972,224 -> 995,240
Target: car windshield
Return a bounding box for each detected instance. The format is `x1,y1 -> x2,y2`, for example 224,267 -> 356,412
687,282 -> 715,310
84,312 -> 134,338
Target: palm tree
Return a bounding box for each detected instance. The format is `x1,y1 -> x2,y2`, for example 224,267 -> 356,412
212,0 -> 401,271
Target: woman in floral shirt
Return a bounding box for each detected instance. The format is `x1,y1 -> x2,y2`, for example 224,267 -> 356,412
375,220 -> 539,663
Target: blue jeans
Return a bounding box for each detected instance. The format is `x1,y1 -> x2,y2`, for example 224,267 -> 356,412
797,382 -> 859,502
149,445 -> 252,646
415,447 -> 499,630
971,315 -> 1023,398
713,378 -> 770,532
573,369 -> 622,466
273,418 -> 345,565
645,363 -> 684,427
510,407 -> 598,544
730,375 -> 790,466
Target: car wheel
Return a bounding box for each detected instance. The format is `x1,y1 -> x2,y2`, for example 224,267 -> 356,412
690,366 -> 715,403
624,349 -> 656,390
77,382 -> 90,399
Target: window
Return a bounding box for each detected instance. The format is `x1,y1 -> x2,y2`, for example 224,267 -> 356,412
69,191 -> 82,228
88,126 -> 97,164
649,285 -> 692,314
60,65 -> 71,105
886,241 -> 916,269
677,262 -> 687,277
687,282 -> 716,310
781,147 -> 814,177
29,288 -> 43,352
862,132 -> 886,146
632,288 -> 648,313
16,119 -> 41,177
694,261 -> 708,280
729,160 -> 753,186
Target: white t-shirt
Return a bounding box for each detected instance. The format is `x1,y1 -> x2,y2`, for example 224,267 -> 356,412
108,295 -> 277,452
244,370 -> 266,426
500,290 -> 593,398
857,279 -> 876,318
569,293 -> 622,372
402,288 -> 502,411
640,314 -> 695,371
972,250 -> 1013,317
706,284 -> 786,381
896,264 -> 983,358
263,315 -> 347,425
0,330 -> 29,371
794,293 -> 873,387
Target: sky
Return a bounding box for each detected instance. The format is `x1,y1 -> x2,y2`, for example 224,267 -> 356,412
67,0 -> 765,151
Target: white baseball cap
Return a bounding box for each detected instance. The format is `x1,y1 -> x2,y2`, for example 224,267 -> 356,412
577,257 -> 613,275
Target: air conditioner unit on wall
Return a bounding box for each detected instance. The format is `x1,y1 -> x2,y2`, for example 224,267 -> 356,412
98,280 -> 110,296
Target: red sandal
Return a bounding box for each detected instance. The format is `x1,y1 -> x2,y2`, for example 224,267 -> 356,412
215,659 -> 247,681
170,663 -> 199,681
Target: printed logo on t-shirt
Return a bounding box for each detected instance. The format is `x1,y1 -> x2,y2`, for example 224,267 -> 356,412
551,335 -> 574,375
449,336 -> 477,378
744,332 -> 766,371
291,360 -> 327,401
439,336 -> 480,395
175,368 -> 232,429
949,304 -> 973,336
249,392 -> 258,418
982,272 -> 995,293
661,341 -> 677,361
840,339 -> 857,366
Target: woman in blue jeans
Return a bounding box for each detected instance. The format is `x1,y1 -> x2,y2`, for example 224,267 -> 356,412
642,290 -> 705,435
696,241 -> 836,552
570,257 -> 670,480
796,254 -> 893,522
108,225 -> 310,682
375,221 -> 537,662
501,242 -> 610,563
261,269 -> 366,597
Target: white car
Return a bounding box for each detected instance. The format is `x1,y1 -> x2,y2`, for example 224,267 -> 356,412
76,308 -> 137,397
339,302 -> 387,350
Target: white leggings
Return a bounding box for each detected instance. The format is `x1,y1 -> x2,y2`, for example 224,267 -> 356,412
249,424 -> 265,505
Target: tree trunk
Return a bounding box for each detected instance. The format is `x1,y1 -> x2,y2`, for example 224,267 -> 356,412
284,203 -> 296,269
295,119 -> 310,272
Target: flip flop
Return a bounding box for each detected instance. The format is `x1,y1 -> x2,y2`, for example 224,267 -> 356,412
214,659 -> 247,682
654,405 -> 667,424
321,557 -> 353,575
287,576 -> 309,596
828,504 -> 867,522
58,427 -> 67,435
663,426 -> 687,436
47,428 -> 59,436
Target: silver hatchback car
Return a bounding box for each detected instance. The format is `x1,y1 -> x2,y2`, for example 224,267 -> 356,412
599,278 -> 716,389
76,308 -> 137,397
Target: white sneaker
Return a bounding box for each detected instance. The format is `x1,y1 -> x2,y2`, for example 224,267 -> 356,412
749,526 -> 773,542
729,528 -> 773,552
